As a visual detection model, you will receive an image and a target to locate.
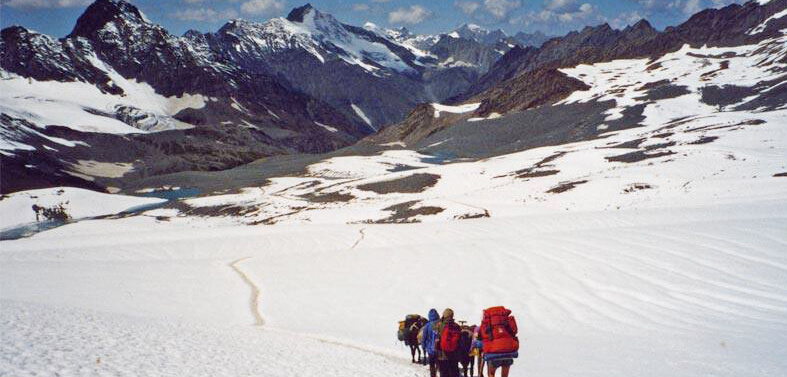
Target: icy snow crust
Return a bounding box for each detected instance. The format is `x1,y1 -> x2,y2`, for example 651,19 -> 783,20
3,26 -> 787,377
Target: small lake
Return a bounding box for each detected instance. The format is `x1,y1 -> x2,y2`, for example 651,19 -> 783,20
420,151 -> 455,164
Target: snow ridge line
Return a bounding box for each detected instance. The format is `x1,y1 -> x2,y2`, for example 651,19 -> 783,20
229,257 -> 265,327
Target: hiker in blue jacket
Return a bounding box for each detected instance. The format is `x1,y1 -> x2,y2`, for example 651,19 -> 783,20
423,308 -> 440,377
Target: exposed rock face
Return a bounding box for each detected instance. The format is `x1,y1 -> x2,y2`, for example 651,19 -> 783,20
475,68 -> 590,116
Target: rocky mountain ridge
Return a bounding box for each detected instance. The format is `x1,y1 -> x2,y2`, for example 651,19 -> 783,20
373,0 -> 787,145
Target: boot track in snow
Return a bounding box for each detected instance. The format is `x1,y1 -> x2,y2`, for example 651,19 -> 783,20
229,257 -> 265,327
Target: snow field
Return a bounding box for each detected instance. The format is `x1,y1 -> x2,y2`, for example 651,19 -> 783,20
1,200 -> 786,377
0,187 -> 166,230
0,300 -> 422,377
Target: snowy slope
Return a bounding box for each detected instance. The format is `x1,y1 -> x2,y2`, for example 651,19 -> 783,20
1,200 -> 785,377
0,68 -> 203,135
0,187 -> 165,230
158,30 -> 787,226
0,300 -> 422,377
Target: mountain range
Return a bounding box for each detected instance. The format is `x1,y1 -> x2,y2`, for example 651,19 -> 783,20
0,0 -> 549,193
1,0 -> 786,195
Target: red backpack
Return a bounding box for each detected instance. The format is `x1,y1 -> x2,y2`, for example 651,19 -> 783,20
480,306 -> 519,354
440,321 -> 462,354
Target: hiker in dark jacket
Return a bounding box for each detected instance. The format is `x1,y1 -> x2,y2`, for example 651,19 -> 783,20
436,308 -> 461,377
423,308 -> 440,377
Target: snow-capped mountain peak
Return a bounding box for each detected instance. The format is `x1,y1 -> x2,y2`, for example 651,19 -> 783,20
69,0 -> 153,39
216,4 -> 420,75
450,23 -> 508,45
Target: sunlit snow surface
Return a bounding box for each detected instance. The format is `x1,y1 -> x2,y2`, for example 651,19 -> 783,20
3,24 -> 787,377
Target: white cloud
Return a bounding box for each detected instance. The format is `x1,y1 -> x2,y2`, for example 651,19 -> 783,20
388,5 -> 432,25
455,1 -> 481,15
681,0 -> 702,14
173,7 -> 238,21
240,0 -> 284,16
484,0 -> 521,20
2,0 -> 90,8
537,2 -> 595,22
352,3 -> 370,11
514,1 -> 596,29
609,10 -> 645,29
545,0 -> 581,12
631,0 -> 741,15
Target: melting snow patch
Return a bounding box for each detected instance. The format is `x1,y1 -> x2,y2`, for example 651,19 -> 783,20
432,103 -> 481,118
315,122 -> 338,133
748,8 -> 787,35
351,103 -> 374,129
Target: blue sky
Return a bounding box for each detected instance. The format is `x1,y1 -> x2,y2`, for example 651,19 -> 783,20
1,0 -> 745,38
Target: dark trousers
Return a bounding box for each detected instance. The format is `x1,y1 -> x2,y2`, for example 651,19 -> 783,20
439,359 -> 460,377
429,355 -> 438,377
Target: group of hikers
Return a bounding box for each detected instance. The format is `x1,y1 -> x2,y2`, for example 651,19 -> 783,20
398,306 -> 519,377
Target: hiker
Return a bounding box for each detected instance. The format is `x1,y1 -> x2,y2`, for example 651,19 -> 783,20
422,308 -> 441,377
436,308 -> 462,377
408,317 -> 428,363
458,324 -> 475,377
471,325 -> 484,377
479,306 -> 519,377
398,314 -> 426,363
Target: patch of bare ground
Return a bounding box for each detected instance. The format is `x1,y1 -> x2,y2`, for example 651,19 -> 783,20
357,173 -> 440,194
700,60 -> 730,81
372,201 -> 445,223
686,119 -> 765,133
455,212 -> 490,220
623,183 -> 653,194
636,79 -> 670,91
602,138 -> 646,149
547,180 -> 588,194
173,201 -> 255,217
518,170 -> 560,178
606,150 -> 676,163
687,136 -> 719,145
774,173 -> 787,177
250,207 -> 308,225
300,191 -> 356,203
508,151 -> 567,179
645,62 -> 662,72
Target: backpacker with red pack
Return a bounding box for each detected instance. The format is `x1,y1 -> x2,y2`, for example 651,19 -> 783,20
480,306 -> 519,358
439,320 -> 462,357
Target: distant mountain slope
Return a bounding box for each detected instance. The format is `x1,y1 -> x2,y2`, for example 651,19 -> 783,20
371,0 -> 787,147
0,0 -> 551,194
0,0 -> 378,194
